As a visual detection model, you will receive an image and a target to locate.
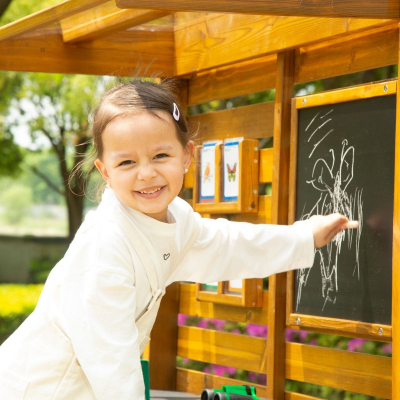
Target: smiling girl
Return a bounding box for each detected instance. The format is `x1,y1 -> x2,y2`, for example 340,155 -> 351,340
0,80 -> 348,400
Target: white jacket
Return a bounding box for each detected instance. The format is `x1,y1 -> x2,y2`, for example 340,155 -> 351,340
0,188 -> 314,399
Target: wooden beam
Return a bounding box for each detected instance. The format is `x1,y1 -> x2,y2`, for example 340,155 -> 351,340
392,24 -> 400,400
267,50 -> 295,400
0,27 -> 174,76
187,102 -> 274,142
60,2 -> 170,43
0,0 -> 109,42
116,0 -> 400,19
174,13 -> 397,76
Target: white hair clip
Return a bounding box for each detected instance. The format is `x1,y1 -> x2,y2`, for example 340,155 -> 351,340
173,102 -> 180,121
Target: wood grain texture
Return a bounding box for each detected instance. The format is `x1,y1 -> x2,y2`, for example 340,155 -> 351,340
176,368 -> 267,398
268,50 -> 295,400
392,26 -> 400,400
177,325 -> 267,373
228,194 -> 272,224
188,55 -> 277,106
285,393 -> 323,400
116,0 -> 400,19
188,102 -> 274,143
0,0 -> 108,42
296,24 -> 399,84
0,27 -> 174,76
179,283 -> 269,324
286,342 -> 392,398
60,2 -> 169,43
174,13 -> 395,76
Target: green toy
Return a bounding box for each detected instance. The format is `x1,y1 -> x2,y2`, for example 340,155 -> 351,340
140,359 -> 150,400
201,385 -> 260,400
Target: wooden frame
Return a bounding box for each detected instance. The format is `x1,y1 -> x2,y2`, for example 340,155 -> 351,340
286,79 -> 397,341
192,139 -> 259,214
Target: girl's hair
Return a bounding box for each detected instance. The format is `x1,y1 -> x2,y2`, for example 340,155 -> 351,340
70,79 -> 195,200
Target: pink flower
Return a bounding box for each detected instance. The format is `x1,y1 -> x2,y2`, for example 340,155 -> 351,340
382,343 -> 392,355
231,329 -> 240,334
347,338 -> 366,352
197,319 -> 208,328
246,324 -> 268,337
177,314 -> 187,325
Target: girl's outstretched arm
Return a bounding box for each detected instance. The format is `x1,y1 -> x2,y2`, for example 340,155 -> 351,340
308,213 -> 349,248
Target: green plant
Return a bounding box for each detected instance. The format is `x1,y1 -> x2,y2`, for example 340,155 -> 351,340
0,184 -> 32,224
29,255 -> 60,283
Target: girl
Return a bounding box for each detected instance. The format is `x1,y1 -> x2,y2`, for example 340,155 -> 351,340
0,80 -> 348,400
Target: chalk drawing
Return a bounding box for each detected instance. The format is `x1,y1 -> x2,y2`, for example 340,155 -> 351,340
296,110 -> 364,311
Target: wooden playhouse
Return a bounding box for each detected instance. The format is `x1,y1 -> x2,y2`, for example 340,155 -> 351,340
1,1 -> 400,398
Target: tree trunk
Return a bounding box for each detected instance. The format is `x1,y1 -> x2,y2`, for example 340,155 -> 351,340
66,189 -> 84,243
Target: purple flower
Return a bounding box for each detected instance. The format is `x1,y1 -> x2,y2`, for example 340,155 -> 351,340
310,338 -> 317,346
382,343 -> 392,355
197,319 -> 208,328
347,338 -> 366,352
299,330 -> 309,341
209,319 -> 225,329
246,324 -> 268,337
231,329 -> 241,334
285,329 -> 296,342
177,314 -> 187,325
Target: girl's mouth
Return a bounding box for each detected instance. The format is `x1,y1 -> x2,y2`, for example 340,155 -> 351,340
134,185 -> 166,199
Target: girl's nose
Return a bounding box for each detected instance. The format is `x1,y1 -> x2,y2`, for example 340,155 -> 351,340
137,164 -> 157,181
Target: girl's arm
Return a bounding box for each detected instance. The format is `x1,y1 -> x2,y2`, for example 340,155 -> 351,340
167,200 -> 348,285
60,221 -> 146,400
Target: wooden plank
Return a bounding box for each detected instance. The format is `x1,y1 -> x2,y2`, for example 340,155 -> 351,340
0,0 -> 109,42
268,50 -> 295,400
286,342 -> 392,398
229,195 -> 272,224
188,102 -> 274,142
295,79 -> 396,109
174,14 -> 396,76
188,55 -> 277,106
177,325 -> 267,373
260,148 -> 273,183
179,283 -> 269,324
296,25 -> 399,84
392,25 -> 400,400
285,393 -> 323,400
60,2 -> 170,43
116,0 -> 400,19
0,27 -> 174,76
176,368 -> 267,398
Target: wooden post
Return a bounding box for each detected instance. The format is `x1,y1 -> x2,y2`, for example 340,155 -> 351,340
392,25 -> 400,400
147,80 -> 189,390
267,50 -> 295,399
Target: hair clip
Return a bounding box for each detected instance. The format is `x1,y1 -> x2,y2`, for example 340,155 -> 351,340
173,102 -> 180,121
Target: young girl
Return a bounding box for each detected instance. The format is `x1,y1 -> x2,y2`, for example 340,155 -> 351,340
0,80 -> 348,400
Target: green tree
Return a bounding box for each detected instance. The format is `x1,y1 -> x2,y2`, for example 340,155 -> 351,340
9,73 -> 108,241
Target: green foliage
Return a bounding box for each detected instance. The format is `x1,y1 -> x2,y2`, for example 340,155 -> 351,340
0,284 -> 43,344
0,184 -> 32,224
0,129 -> 23,177
0,0 -> 61,26
29,255 -> 60,283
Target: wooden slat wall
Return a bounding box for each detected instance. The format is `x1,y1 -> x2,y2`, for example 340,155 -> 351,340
177,324 -> 392,398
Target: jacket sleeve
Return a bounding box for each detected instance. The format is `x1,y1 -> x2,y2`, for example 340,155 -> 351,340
60,220 -> 146,400
167,201 -> 315,284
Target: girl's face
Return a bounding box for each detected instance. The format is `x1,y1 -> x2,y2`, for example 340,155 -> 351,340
95,111 -> 193,222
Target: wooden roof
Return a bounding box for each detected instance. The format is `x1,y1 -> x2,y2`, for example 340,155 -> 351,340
0,0 -> 398,78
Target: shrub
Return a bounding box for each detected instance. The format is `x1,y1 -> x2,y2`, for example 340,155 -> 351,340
0,284 -> 43,344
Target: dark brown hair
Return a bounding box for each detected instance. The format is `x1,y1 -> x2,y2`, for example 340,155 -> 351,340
70,79 -> 195,199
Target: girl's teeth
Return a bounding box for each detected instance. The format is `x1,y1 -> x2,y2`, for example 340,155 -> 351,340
139,187 -> 161,194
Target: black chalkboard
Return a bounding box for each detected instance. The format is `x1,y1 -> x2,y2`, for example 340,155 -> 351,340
294,94 -> 395,325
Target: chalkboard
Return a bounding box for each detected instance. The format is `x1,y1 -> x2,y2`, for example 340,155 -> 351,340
294,94 -> 395,325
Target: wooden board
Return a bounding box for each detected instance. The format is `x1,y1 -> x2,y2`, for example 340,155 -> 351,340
188,102 -> 274,142
116,0 -> 400,19
179,283 -> 269,325
0,0 -> 108,42
188,55 -> 277,106
0,27 -> 174,76
286,342 -> 392,398
174,14 -> 396,76
60,2 -> 170,43
287,81 -> 396,339
177,325 -> 267,373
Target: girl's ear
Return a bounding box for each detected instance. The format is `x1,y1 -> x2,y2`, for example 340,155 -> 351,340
94,158 -> 110,185
184,141 -> 195,169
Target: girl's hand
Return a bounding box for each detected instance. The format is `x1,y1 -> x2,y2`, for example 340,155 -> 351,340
308,213 -> 349,249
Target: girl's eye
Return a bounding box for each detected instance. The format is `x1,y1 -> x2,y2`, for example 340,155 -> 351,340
154,153 -> 168,159
119,160 -> 135,166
